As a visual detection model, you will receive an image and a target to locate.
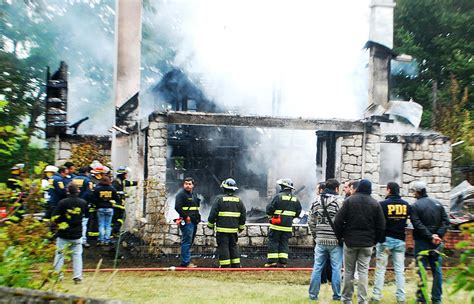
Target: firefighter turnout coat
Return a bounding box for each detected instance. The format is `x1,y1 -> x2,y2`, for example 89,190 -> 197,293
266,190 -> 302,233
265,189 -> 302,264
207,193 -> 246,267
207,193 -> 246,234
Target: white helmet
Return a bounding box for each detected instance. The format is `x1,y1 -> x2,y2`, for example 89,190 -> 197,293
44,165 -> 59,173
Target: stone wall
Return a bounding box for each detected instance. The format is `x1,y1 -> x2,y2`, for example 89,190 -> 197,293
140,113 -> 452,251
338,130 -> 451,207
158,223 -> 314,254
398,134 -> 451,206
338,132 -> 382,195
50,134 -> 111,165
141,114 -> 169,251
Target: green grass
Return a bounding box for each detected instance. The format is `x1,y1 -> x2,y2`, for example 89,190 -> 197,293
57,271 -> 472,304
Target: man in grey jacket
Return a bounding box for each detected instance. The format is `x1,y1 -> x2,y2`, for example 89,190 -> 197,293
308,179 -> 343,301
334,179 -> 386,304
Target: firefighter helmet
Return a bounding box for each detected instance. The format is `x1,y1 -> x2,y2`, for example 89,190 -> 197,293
116,166 -> 128,175
91,165 -> 105,174
44,165 -> 58,173
276,178 -> 295,190
10,163 -> 25,175
11,163 -> 25,171
221,178 -> 238,191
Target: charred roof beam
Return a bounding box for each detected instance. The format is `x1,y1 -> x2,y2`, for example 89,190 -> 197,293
164,111 -> 365,132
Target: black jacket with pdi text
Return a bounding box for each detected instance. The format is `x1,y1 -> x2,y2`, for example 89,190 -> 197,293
380,195 -> 411,241
334,182 -> 386,247
175,188 -> 201,223
91,184 -> 121,209
411,195 -> 450,241
52,195 -> 88,240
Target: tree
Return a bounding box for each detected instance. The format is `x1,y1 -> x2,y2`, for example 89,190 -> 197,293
0,0 -> 114,179
392,0 -> 474,171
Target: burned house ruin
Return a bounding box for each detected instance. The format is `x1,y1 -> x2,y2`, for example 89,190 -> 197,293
48,0 -> 454,253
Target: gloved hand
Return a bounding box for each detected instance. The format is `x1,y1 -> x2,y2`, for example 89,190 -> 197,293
238,229 -> 244,233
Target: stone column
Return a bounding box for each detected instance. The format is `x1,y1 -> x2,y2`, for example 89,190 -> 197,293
142,114 -> 168,252
339,130 -> 381,195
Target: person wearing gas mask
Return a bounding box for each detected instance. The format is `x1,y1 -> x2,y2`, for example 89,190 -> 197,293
410,181 -> 449,304
264,178 -> 302,268
207,178 -> 246,268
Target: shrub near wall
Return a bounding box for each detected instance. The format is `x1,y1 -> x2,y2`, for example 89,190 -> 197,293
0,166 -> 57,289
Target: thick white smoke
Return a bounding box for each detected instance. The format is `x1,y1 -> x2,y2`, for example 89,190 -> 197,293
143,1 -> 372,208
147,0 -> 370,118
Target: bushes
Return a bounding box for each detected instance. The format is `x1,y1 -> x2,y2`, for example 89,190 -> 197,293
0,164 -> 57,289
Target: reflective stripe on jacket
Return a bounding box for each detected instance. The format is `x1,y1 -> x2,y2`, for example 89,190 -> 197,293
207,194 -> 246,233
266,190 -> 302,232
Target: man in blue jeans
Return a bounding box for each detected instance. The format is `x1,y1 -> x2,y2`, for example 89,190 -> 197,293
52,183 -> 88,283
92,176 -> 120,245
175,177 -> 201,267
308,178 -> 343,301
410,181 -> 449,304
371,182 -> 411,303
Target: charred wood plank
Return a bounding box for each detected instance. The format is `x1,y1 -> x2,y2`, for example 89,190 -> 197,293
165,111 -> 364,132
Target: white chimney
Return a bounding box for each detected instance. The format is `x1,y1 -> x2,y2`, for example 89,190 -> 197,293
369,0 -> 396,49
367,0 -> 396,108
112,0 -> 142,169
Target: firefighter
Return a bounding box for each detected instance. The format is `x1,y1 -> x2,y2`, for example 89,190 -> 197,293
7,163 -> 24,192
265,178 -> 302,267
207,178 -> 246,268
41,165 -> 58,208
111,166 -> 138,236
72,167 -> 94,247
86,164 -> 106,241
2,163 -> 25,220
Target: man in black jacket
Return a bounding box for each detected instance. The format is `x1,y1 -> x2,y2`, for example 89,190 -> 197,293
52,183 -> 88,283
207,178 -> 246,268
72,167 -> 93,247
175,177 -> 201,267
411,181 -> 449,304
334,179 -> 385,304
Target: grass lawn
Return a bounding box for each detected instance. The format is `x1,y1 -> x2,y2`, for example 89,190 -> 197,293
58,270 -> 472,304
